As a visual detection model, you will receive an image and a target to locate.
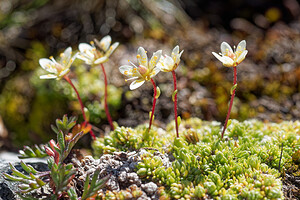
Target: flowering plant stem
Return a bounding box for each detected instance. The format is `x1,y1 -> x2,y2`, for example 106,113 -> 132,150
63,75 -> 96,139
100,64 -> 114,131
221,66 -> 237,139
172,71 -> 179,138
148,78 -> 157,132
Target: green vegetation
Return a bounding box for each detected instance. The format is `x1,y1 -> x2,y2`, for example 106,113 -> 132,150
92,118 -> 300,199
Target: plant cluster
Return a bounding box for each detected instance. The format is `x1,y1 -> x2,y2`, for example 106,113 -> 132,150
4,115 -> 108,199
93,119 -> 300,199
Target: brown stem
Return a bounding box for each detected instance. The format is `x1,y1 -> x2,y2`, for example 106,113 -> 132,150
221,66 -> 237,139
64,75 -> 96,139
149,78 -> 157,132
100,64 -> 114,131
172,71 -> 179,137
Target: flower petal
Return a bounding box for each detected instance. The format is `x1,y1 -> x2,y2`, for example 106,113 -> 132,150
40,74 -> 58,79
119,65 -> 133,74
129,79 -> 145,90
236,50 -> 248,64
236,40 -> 246,52
172,45 -> 179,56
59,68 -> 70,78
39,58 -> 57,73
79,43 -> 93,53
220,42 -> 233,55
161,55 -> 174,72
99,35 -> 112,52
212,52 -> 234,67
137,47 -> 148,67
60,47 -> 72,64
149,50 -> 162,71
78,43 -> 95,60
105,42 -> 119,58
77,54 -> 93,65
94,56 -> 108,64
175,50 -> 184,65
150,66 -> 161,77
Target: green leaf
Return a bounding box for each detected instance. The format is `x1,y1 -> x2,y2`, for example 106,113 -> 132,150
230,83 -> 237,95
36,178 -> 46,186
20,161 -> 34,174
3,173 -> 23,181
57,130 -> 65,152
155,86 -> 161,99
177,116 -> 181,127
51,124 -> 59,134
172,89 -> 178,102
67,188 -> 78,200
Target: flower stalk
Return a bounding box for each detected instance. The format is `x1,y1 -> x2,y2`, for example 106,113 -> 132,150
172,70 -> 179,138
63,75 -> 96,140
212,40 -> 247,139
221,66 -> 237,139
157,45 -> 183,137
100,63 -> 114,131
149,78 -> 157,132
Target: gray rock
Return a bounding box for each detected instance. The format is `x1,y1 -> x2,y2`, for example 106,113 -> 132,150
141,182 -> 157,196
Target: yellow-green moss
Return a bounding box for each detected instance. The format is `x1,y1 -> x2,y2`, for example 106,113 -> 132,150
93,119 -> 300,199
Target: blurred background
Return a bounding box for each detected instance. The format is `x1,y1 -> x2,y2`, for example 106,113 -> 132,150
0,0 -> 300,150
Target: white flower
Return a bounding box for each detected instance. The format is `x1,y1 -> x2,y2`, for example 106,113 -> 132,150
39,47 -> 77,80
212,40 -> 248,67
77,35 -> 119,65
119,47 -> 162,90
157,45 -> 183,72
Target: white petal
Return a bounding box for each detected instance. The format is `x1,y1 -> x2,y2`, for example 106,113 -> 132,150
220,42 -> 233,55
79,43 -> 93,53
149,50 -> 162,71
40,74 -> 57,79
236,50 -> 248,64
172,45 -> 179,56
78,43 -> 95,59
175,50 -> 183,65
119,65 -> 133,74
150,66 -> 161,77
221,56 -> 234,67
129,80 -> 145,90
105,42 -> 119,57
137,47 -> 148,67
66,53 -> 77,68
161,55 -> 174,72
94,56 -> 108,64
59,68 -> 70,78
39,58 -> 57,73
77,54 -> 93,65
119,65 -> 140,78
99,35 -> 112,52
236,40 -> 246,52
60,47 -> 72,63
212,52 -> 234,67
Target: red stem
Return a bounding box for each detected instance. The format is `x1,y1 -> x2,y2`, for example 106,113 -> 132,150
221,66 -> 237,139
149,79 -> 157,131
100,64 -> 114,131
64,75 -> 96,140
172,71 -> 179,138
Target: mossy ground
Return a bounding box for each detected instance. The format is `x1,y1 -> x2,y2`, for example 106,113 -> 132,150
92,118 -> 300,200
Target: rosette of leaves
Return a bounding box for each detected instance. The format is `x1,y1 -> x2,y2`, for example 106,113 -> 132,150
4,115 -> 108,199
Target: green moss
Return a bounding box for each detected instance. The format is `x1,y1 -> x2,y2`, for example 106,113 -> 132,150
93,119 -> 300,199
